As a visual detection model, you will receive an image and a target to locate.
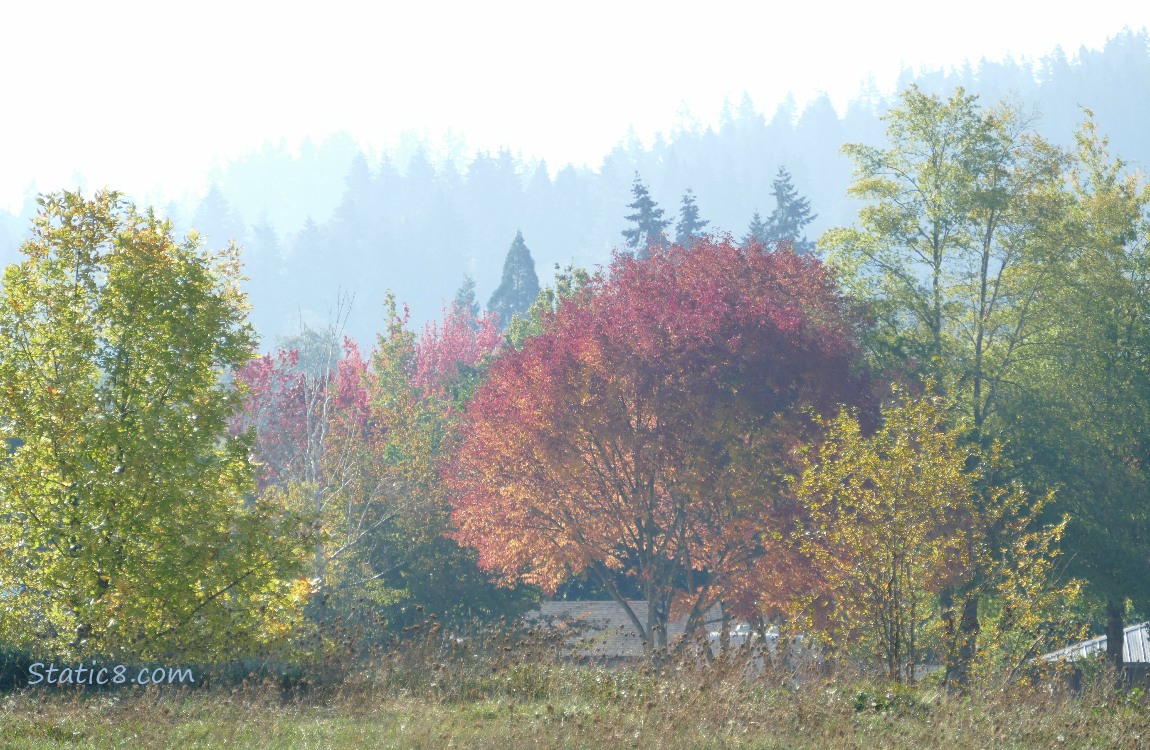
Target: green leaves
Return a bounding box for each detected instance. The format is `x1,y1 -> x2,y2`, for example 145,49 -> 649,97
0,191 -> 305,660
1006,115 -> 1150,612
819,88 -> 1109,680
823,86 -> 1070,428
793,387 -> 976,681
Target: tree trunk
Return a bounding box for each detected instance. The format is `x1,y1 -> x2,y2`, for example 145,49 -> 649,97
940,586 -> 957,684
954,594 -> 980,688
590,564 -> 651,666
1106,597 -> 1125,668
647,595 -> 669,671
671,584 -> 713,661
718,601 -> 731,660
941,588 -> 979,690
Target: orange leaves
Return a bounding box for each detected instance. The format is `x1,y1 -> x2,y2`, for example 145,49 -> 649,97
446,237 -> 867,618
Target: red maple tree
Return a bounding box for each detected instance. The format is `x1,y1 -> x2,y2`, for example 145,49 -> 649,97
446,237 -> 867,660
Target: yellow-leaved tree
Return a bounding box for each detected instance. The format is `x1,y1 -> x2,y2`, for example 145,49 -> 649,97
791,385 -> 1081,683
0,192 -> 310,661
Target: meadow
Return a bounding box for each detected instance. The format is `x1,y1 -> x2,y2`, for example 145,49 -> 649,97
2,630 -> 1146,750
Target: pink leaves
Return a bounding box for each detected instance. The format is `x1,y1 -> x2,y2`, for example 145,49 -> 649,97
335,337 -> 371,431
231,348 -> 310,485
233,296 -> 502,485
413,301 -> 500,402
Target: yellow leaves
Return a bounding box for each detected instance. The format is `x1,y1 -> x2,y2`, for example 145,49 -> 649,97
791,383 -> 1081,682
292,576 -> 317,603
793,386 -> 981,678
0,190 -> 298,661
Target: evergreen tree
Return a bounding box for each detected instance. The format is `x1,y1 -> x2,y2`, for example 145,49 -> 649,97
674,188 -> 709,247
765,166 -> 817,253
192,182 -> 247,248
621,173 -> 671,260
487,231 -> 540,329
742,210 -> 770,248
454,274 -> 481,318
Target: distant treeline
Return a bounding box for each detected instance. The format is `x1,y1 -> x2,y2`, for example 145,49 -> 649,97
2,29 -> 1148,347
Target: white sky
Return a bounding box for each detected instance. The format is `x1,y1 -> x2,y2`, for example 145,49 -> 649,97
2,1 -> 1149,213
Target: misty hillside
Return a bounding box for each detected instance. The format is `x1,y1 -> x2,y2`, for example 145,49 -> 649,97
2,29 -> 1148,349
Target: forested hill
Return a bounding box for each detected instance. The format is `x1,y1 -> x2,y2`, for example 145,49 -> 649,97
2,29 -> 1148,348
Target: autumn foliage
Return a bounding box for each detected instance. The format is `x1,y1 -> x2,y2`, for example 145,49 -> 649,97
229,296 -> 513,639
790,386 -> 1083,682
446,237 -> 867,655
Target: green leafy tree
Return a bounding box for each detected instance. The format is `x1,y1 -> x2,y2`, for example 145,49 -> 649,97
0,191 -> 307,660
823,86 -> 1069,432
766,167 -> 817,253
487,231 -> 540,330
1005,117 -> 1150,665
793,386 -> 1079,683
505,263 -> 591,349
821,86 -> 1071,684
360,294 -> 533,631
674,188 -> 709,247
621,173 -> 671,260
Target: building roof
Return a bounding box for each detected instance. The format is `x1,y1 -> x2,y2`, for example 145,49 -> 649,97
1041,622 -> 1150,664
524,599 -> 723,659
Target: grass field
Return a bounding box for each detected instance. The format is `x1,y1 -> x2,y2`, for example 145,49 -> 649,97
1,644 -> 1147,750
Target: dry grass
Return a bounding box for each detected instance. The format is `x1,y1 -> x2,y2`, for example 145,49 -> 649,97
1,632 -> 1147,749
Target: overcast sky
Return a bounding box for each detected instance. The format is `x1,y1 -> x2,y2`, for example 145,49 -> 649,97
2,1 -> 1148,212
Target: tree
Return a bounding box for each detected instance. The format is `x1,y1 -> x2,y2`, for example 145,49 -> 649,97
414,299 -> 501,400
487,231 -> 540,330
191,182 -> 247,249
454,274 -> 481,319
765,167 -> 817,253
742,211 -> 770,248
0,191 -> 307,660
1004,117 -> 1150,666
232,306 -> 356,631
823,86 -> 1067,413
235,312 -> 415,645
821,85 -> 1072,684
231,347 -> 313,488
505,263 -> 591,350
231,324 -> 384,642
232,292 -> 525,642
447,238 -> 865,664
674,189 -> 709,247
793,386 -> 1078,683
360,295 -> 530,629
621,173 -> 671,260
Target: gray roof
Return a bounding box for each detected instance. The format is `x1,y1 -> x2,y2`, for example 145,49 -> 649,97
524,600 -> 723,659
1041,621 -> 1150,663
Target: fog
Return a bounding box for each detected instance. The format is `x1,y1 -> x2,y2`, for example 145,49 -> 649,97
3,20 -> 1150,349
